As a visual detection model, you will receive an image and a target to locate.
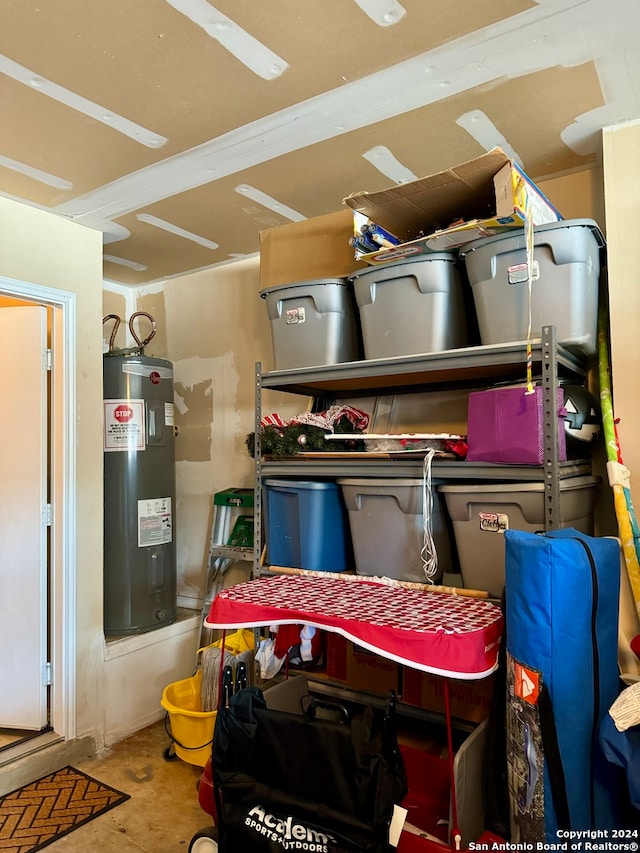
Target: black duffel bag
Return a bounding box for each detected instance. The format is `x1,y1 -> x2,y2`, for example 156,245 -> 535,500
212,685 -> 407,852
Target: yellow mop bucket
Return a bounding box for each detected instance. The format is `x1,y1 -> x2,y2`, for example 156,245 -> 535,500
161,669 -> 216,766
161,629 -> 254,767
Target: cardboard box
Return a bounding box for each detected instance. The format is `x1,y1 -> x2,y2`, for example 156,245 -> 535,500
259,209 -> 367,289
401,670 -> 496,724
343,147 -> 562,264
325,633 -> 399,696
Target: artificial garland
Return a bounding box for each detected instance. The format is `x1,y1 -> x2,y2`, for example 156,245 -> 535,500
246,406 -> 369,458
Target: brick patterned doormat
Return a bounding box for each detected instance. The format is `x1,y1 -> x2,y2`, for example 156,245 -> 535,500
0,766 -> 130,852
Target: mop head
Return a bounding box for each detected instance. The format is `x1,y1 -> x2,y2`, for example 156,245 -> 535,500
200,646 -> 254,712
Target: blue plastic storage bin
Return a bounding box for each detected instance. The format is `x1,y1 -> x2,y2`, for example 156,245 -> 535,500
264,479 -> 350,572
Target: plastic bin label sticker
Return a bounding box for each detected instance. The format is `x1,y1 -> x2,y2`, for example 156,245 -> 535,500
507,260 -> 539,285
104,399 -> 145,452
138,497 -> 172,546
478,512 -> 509,533
285,306 -> 305,325
164,402 -> 174,426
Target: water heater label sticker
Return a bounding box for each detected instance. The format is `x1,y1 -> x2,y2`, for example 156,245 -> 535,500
104,399 -> 146,451
165,403 -> 175,426
138,497 -> 172,547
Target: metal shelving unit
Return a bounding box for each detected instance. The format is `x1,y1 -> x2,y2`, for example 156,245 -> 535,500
259,335 -> 587,397
252,328 -> 591,580
260,458 -> 590,480
249,327 -> 593,730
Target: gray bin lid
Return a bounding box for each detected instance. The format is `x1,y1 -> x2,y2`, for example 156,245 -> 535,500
348,252 -> 457,281
259,278 -> 349,299
438,475 -> 601,494
458,218 -> 605,256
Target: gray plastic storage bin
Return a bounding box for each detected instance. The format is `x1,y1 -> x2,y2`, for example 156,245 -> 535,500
439,475 -> 600,597
338,478 -> 455,584
348,255 -> 468,359
260,278 -> 361,370
460,219 -> 604,356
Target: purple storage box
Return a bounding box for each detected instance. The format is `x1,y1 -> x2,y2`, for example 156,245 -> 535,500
466,386 -> 567,465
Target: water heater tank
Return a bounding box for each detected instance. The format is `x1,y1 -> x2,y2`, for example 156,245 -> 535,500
103,353 -> 177,635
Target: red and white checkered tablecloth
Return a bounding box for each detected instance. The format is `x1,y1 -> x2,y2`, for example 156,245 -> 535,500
205,574 -> 503,679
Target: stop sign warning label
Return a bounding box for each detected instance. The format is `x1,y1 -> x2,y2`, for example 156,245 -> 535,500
114,404 -> 133,422
104,399 -> 145,451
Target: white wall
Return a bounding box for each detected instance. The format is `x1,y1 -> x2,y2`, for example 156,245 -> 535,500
0,197 -> 104,744
602,122 -> 640,513
102,614 -> 200,745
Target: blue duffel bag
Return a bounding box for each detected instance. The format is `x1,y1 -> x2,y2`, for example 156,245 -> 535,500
504,528 -> 622,840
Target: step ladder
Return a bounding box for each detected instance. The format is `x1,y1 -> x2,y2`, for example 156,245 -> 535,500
199,487 -> 254,646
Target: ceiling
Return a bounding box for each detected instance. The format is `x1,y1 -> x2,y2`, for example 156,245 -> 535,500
1,0 -> 638,287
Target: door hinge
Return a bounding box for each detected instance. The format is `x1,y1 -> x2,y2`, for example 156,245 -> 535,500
43,662 -> 52,687
45,349 -> 52,371
43,504 -> 52,526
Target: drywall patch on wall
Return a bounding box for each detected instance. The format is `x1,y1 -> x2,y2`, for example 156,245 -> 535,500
133,281 -> 166,298
172,352 -> 244,465
172,356 -> 219,392
172,349 -> 253,603
174,377 -> 213,463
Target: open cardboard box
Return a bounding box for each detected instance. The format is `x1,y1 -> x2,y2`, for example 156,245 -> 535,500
259,209 -> 367,289
343,147 -> 562,264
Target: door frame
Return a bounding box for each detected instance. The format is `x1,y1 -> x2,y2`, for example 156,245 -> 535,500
0,275 -> 76,743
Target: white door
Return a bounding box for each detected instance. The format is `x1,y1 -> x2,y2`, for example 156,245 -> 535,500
0,306 -> 49,729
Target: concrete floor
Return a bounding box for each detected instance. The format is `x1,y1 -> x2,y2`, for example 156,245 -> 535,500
48,721 -> 213,851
